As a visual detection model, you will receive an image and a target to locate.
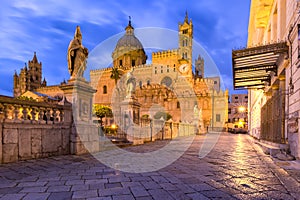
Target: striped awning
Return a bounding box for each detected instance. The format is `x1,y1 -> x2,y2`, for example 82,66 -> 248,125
232,42 -> 288,90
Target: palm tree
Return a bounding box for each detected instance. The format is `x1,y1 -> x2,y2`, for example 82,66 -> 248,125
110,67 -> 122,86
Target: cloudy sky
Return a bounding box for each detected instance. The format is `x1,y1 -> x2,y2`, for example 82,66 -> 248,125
0,0 -> 250,96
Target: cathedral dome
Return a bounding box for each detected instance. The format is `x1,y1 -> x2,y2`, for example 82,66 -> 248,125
112,18 -> 147,67
115,34 -> 144,51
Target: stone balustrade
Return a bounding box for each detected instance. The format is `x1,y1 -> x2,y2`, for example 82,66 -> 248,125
0,95 -> 73,164
0,95 -> 71,124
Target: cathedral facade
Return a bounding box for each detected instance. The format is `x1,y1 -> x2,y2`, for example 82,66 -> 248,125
12,13 -> 228,130
90,13 -> 228,129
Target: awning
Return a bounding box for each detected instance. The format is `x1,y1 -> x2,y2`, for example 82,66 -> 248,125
232,42 -> 288,90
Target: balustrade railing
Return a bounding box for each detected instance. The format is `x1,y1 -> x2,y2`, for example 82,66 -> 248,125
0,95 -> 71,124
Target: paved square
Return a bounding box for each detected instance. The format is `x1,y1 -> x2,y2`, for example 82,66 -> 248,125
0,133 -> 299,199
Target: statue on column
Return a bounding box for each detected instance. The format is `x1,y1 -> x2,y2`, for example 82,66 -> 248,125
126,68 -> 136,98
67,26 -> 89,79
194,104 -> 200,119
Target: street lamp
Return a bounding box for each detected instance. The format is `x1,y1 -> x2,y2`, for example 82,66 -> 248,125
238,106 -> 246,113
237,106 -> 247,129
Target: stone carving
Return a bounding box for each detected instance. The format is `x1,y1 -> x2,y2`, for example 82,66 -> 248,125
194,104 -> 199,119
67,26 -> 88,79
126,69 -> 136,98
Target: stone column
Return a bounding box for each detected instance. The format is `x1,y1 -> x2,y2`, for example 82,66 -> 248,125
120,96 -> 142,145
60,77 -> 98,155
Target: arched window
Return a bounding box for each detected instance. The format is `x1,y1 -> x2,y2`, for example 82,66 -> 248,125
184,53 -> 188,59
103,85 -> 107,94
177,101 -> 180,109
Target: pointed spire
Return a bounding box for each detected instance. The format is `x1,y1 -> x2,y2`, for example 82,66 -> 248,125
184,10 -> 189,23
24,63 -> 27,71
42,77 -> 47,86
74,25 -> 82,41
32,51 -> 38,63
14,70 -> 18,77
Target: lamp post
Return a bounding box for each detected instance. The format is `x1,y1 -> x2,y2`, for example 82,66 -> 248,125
170,121 -> 173,140
150,118 -> 153,142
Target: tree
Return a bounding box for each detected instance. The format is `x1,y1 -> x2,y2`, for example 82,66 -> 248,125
110,67 -> 122,86
141,114 -> 149,119
154,111 -> 172,121
93,104 -> 113,126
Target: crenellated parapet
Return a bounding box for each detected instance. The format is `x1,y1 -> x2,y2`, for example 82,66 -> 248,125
152,49 -> 178,59
90,67 -> 113,73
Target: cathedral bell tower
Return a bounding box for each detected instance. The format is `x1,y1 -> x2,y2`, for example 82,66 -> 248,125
13,52 -> 44,97
178,11 -> 193,78
28,52 -> 42,90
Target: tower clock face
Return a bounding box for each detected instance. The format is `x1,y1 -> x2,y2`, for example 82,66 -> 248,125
179,64 -> 189,73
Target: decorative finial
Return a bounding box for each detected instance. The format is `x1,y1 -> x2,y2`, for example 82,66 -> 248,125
32,51 -> 38,63
185,10 -> 189,23
125,16 -> 134,33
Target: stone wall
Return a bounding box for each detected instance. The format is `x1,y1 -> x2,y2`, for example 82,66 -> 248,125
1,122 -> 71,163
0,95 -> 72,164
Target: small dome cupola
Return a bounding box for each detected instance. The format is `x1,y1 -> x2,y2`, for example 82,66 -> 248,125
112,16 -> 147,69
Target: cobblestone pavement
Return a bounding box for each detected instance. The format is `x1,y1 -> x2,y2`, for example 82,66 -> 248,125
1,133 -> 300,200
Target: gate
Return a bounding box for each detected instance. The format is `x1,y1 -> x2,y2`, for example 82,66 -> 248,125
260,91 -> 285,143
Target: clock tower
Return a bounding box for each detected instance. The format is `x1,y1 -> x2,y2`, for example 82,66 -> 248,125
178,11 -> 193,78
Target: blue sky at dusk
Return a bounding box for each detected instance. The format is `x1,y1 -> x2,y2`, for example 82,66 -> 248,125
0,0 -> 251,96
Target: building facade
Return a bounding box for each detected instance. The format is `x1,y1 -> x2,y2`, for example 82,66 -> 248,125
12,13 -> 228,131
227,94 -> 248,131
90,13 -> 228,130
233,0 -> 300,158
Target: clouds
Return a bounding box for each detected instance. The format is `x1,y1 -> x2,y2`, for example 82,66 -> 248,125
0,0 -> 250,96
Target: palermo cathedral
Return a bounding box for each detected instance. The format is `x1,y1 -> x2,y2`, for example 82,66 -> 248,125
13,12 -> 228,131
